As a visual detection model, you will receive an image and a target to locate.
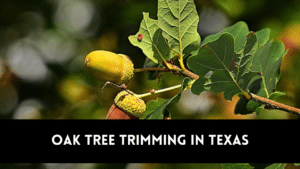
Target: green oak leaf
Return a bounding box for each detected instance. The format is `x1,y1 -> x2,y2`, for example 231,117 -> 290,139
188,33 -> 258,100
202,21 -> 249,53
245,40 -> 286,114
158,0 -> 200,58
129,12 -> 171,64
269,91 -> 286,100
251,40 -> 285,98
256,28 -> 271,48
141,98 -> 168,119
142,94 -> 179,120
234,28 -> 284,115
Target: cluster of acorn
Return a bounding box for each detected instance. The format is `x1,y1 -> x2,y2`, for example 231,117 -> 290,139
85,50 -> 146,119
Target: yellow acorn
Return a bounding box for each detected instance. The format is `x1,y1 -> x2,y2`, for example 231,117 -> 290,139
106,90 -> 146,119
85,50 -> 134,84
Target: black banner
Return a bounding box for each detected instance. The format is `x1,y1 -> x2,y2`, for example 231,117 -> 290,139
0,120 -> 298,163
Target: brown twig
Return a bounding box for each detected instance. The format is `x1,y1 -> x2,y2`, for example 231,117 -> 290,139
134,68 -> 166,73
162,63 -> 200,80
134,64 -> 199,80
250,93 -> 300,115
180,68 -> 199,80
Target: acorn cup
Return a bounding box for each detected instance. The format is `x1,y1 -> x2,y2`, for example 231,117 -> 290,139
85,50 -> 134,85
106,90 -> 146,119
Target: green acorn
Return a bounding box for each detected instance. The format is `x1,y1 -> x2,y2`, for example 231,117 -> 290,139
85,50 -> 134,84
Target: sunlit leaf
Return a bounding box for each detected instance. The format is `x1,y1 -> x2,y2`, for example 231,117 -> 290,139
158,0 -> 200,58
129,12 -> 170,64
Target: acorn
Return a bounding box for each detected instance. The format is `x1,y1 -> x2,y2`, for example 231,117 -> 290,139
106,90 -> 146,119
85,50 -> 134,84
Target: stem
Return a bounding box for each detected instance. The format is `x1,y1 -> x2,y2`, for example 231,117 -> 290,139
101,81 -> 134,95
179,56 -> 186,70
250,93 -> 300,115
180,68 -> 199,80
136,84 -> 182,98
134,68 -> 166,73
134,64 -> 199,80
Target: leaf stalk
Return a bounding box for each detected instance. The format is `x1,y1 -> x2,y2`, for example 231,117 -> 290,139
136,84 -> 182,99
179,56 -> 186,70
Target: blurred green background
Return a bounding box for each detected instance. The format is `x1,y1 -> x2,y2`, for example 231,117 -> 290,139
1,0 -> 300,120
0,0 -> 300,119
0,0 -> 300,167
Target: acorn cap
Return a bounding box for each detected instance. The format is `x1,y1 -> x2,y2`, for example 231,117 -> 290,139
85,50 -> 134,84
114,91 -> 146,118
118,54 -> 134,84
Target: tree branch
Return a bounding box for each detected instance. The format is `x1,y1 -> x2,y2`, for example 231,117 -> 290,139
250,93 -> 300,115
135,62 -> 300,115
170,64 -> 300,115
134,68 -> 166,73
